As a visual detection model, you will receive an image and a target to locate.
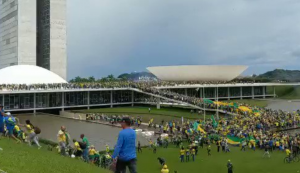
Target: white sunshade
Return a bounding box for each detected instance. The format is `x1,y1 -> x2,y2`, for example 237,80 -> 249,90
147,65 -> 248,81
0,65 -> 67,84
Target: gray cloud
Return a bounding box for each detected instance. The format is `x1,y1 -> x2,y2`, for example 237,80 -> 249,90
67,0 -> 300,79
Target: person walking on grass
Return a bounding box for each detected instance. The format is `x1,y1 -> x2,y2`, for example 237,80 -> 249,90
180,147 -> 185,162
112,117 -> 137,173
153,143 -> 157,154
191,147 -> 196,161
80,134 -> 90,162
185,148 -> 190,162
157,157 -> 165,166
4,113 -> 20,143
263,144 -> 271,158
137,141 -> 142,153
0,106 -> 7,138
241,140 -> 246,151
227,160 -> 233,173
207,145 -> 211,156
25,120 -> 41,149
217,140 -> 221,152
225,143 -> 230,153
57,126 -> 67,155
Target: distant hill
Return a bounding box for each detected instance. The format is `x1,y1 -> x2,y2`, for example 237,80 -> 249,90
118,72 -> 157,81
257,69 -> 300,82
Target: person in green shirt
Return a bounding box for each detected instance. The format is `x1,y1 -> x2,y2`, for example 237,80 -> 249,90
80,134 -> 90,162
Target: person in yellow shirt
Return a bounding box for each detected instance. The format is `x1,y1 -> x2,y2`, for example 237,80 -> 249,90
14,125 -> 21,138
73,139 -> 82,158
105,144 -> 110,153
161,164 -> 169,173
180,147 -> 185,162
275,141 -> 280,149
26,123 -> 34,134
286,148 -> 291,157
191,148 -> 196,161
89,145 -> 97,163
285,148 -> 292,163
14,124 -> 20,133
149,139 -> 153,148
25,120 -> 41,149
57,126 -> 67,155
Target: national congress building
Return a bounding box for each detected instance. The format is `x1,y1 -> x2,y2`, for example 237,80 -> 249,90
0,0 -> 67,79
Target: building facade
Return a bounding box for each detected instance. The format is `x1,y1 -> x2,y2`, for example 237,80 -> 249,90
0,85 -> 276,112
0,0 -> 67,79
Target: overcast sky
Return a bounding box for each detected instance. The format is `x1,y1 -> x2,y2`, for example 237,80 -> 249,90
67,0 -> 300,79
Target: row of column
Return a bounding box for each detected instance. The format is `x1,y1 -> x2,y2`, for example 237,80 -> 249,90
183,86 -> 271,100
34,90 -> 136,113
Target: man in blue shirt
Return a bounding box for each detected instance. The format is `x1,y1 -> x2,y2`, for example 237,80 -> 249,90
112,117 -> 137,173
0,106 -> 7,137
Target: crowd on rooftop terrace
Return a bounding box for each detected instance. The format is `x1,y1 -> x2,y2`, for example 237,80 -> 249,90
0,78 -> 290,91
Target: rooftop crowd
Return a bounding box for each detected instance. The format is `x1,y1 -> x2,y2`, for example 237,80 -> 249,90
0,79 -> 266,91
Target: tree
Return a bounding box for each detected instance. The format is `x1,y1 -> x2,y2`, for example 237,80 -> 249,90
88,76 -> 95,82
73,76 -> 83,83
99,77 -> 108,82
107,74 -> 115,81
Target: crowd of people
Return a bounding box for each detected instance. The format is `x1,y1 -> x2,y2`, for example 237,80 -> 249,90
0,105 -> 118,170
2,101 -> 300,173
1,79 -> 300,172
0,79 -> 270,91
55,125 -> 117,169
142,102 -> 300,167
0,106 -> 42,149
83,100 -> 300,172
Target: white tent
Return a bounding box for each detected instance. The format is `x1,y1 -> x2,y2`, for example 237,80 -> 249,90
0,65 -> 67,84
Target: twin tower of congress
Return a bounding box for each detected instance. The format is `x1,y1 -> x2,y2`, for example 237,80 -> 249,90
0,0 -> 67,79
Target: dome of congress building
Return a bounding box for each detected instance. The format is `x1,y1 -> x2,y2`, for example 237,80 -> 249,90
147,65 -> 248,81
0,65 -> 67,84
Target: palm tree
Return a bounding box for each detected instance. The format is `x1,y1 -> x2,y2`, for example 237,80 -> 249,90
88,76 -> 95,82
107,74 -> 115,81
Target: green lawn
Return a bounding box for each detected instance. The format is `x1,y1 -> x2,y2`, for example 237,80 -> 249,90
279,86 -> 300,99
267,86 -> 300,99
0,133 -> 298,173
137,144 -> 300,173
226,99 -> 269,107
73,106 -> 205,124
0,139 -> 109,173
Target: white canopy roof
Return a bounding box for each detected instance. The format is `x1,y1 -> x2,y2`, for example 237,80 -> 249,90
0,65 -> 67,84
147,65 -> 248,81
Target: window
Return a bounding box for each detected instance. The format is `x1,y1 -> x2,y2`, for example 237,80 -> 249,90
6,38 -> 10,45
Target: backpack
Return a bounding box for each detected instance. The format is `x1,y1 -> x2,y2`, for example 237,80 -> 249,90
6,117 -> 16,126
79,142 -> 87,149
34,126 -> 41,134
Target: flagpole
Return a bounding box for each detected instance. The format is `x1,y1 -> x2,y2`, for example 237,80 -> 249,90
204,103 -> 206,122
203,87 -> 206,122
216,85 -> 219,120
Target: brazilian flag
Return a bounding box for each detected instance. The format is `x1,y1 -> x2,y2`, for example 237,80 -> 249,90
204,99 -> 214,104
211,115 -> 218,128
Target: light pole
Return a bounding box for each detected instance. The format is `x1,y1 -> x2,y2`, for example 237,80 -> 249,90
203,87 -> 206,122
216,85 -> 219,120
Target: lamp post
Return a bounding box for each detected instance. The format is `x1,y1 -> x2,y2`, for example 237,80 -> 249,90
216,85 -> 219,120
